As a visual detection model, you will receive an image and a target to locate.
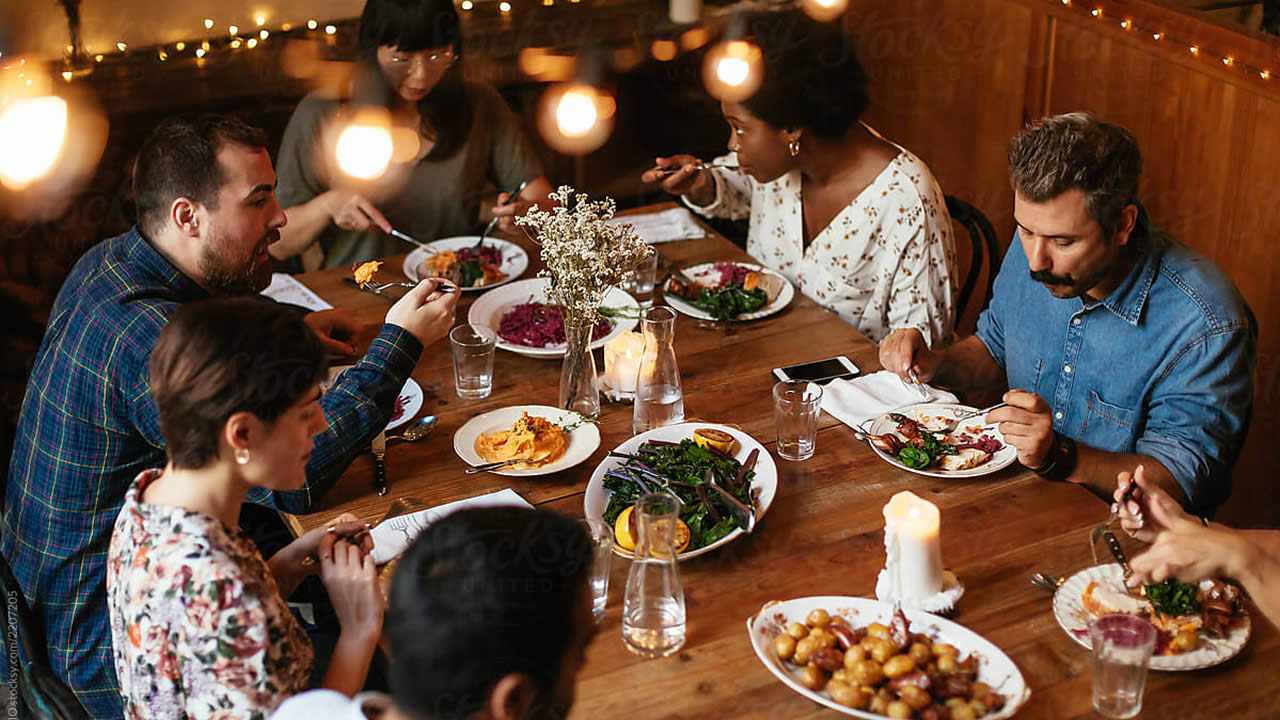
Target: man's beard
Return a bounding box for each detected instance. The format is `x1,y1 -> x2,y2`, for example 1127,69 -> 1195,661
1030,260 -> 1113,299
199,230 -> 278,296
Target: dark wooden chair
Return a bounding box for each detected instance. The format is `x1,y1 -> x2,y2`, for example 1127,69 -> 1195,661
946,196 -> 1001,322
0,549 -> 91,720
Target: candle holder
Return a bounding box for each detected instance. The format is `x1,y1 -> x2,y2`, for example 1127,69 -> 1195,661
876,491 -> 965,614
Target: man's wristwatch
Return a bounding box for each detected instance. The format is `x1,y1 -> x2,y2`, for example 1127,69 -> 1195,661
1032,431 -> 1077,482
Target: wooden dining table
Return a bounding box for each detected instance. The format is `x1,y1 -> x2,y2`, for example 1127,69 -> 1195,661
283,203 -> 1278,719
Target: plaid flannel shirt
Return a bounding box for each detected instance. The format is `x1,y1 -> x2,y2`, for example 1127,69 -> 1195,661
3,228 -> 422,718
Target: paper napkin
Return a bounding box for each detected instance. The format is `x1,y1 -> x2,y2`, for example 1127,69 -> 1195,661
261,273 -> 333,312
820,370 -> 959,430
607,207 -> 706,244
369,488 -> 532,565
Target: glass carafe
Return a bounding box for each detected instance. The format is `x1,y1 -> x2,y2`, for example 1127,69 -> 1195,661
632,306 -> 684,434
622,493 -> 686,657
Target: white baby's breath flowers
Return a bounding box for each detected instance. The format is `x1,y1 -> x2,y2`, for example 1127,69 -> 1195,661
515,186 -> 652,328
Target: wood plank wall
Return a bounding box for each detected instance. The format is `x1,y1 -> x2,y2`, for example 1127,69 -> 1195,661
845,0 -> 1280,526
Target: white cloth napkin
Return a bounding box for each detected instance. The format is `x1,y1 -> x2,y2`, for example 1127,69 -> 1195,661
369,488 -> 532,564
820,370 -> 959,430
607,207 -> 705,244
261,273 -> 333,312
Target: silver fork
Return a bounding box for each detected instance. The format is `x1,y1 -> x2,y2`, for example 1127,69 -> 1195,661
465,457 -> 537,474
935,402 -> 1009,434
654,162 -> 740,176
1090,479 -> 1137,563
361,280 -> 460,294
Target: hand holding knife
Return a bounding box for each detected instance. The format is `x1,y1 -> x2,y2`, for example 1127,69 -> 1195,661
372,430 -> 388,496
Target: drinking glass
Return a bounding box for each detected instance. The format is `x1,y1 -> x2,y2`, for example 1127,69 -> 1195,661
1089,614 -> 1157,719
625,249 -> 659,307
773,380 -> 823,461
622,493 -> 686,657
580,519 -> 613,623
449,324 -> 496,399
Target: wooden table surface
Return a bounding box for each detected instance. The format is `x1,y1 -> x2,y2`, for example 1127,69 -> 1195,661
285,204 -> 1279,719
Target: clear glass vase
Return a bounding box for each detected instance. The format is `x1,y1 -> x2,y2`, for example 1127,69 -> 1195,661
559,319 -> 601,417
633,306 -> 685,434
622,493 -> 686,658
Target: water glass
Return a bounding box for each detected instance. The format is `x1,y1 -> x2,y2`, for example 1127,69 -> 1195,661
1089,614 -> 1157,719
449,324 -> 496,399
625,249 -> 659,307
773,380 -> 823,461
622,493 -> 686,658
580,519 -> 613,623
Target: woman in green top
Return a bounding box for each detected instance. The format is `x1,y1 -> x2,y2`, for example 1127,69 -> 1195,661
272,0 -> 554,270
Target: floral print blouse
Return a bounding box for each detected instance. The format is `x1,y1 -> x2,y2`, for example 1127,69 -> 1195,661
686,131 -> 957,346
108,470 -> 313,720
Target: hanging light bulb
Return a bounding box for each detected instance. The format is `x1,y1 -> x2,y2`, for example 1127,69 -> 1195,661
0,96 -> 69,189
703,38 -> 763,103
204,18 -> 215,29
537,81 -> 615,155
800,0 -> 848,22
335,108 -> 394,180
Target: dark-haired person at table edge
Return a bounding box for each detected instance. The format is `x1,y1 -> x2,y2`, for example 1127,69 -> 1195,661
3,112 -> 457,718
880,113 -> 1255,516
269,0 -> 554,271
271,507 -> 598,720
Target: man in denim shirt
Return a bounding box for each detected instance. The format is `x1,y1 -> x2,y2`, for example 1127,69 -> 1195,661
881,113 -> 1255,515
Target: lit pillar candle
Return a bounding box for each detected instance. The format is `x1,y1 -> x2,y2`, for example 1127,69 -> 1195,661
882,491 -> 943,602
604,330 -> 644,393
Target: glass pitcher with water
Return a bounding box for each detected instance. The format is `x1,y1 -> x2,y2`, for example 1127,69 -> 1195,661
622,493 -> 686,657
632,306 -> 684,434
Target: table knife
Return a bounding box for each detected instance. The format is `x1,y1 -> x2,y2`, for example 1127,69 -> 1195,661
1102,530 -> 1132,579
371,430 -> 388,497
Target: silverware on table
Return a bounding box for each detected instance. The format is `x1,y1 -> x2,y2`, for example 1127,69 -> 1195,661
935,402 -> 1009,434
371,430 -> 388,497
1030,572 -> 1065,592
703,469 -> 756,533
386,415 -> 437,443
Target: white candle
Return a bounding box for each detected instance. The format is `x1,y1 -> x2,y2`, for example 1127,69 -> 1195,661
669,0 -> 701,24
882,491 -> 943,602
604,331 -> 644,393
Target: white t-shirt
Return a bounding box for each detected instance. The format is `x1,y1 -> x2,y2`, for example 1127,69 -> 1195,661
686,129 -> 957,346
271,690 -> 394,720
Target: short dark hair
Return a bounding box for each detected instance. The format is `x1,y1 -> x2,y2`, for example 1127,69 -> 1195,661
357,0 -> 471,159
133,113 -> 268,239
387,507 -> 593,720
739,10 -> 870,141
1008,112 -> 1143,232
149,298 -> 328,469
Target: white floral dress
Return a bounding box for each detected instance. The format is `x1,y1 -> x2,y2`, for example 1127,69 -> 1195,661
107,470 -> 313,720
686,132 -> 957,346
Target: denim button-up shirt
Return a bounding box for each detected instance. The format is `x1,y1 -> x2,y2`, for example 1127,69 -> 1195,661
975,221 -> 1255,514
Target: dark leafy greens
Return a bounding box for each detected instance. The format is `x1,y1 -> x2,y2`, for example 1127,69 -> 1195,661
1145,578 -> 1201,616
602,439 -> 755,551
895,429 -> 956,468
690,284 -> 768,321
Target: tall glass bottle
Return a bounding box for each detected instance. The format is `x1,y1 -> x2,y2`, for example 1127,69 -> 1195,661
632,306 -> 684,434
622,493 -> 686,657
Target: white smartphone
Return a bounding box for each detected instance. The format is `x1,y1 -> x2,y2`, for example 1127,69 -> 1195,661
772,356 -> 860,383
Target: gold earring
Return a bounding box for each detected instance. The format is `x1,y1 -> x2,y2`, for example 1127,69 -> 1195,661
788,137 -> 801,157
234,448 -> 251,465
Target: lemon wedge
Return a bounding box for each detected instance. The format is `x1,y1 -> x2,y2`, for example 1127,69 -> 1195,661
614,506 -> 637,551
694,427 -> 738,455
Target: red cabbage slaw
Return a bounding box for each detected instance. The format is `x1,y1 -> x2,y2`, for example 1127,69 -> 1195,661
498,301 -> 612,348
458,245 -> 503,266
390,394 -> 408,423
712,262 -> 754,288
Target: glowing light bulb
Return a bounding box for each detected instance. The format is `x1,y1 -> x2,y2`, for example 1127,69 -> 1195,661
247,38 -> 258,49
1223,57 -> 1232,66
1262,71 -> 1271,79
0,96 -> 69,189
95,54 -> 104,62
1153,32 -> 1162,40
259,29 -> 269,40
462,0 -> 474,7
1121,20 -> 1131,30
175,41 -> 186,51
335,111 -> 394,180
196,48 -> 206,58
801,0 -> 847,21
202,40 -> 211,51
116,42 -> 128,52
158,49 -> 168,60
229,25 -> 239,35
307,20 -> 318,30
536,83 -> 615,155
62,71 -> 73,81
556,88 -> 598,138
652,40 -> 677,62
281,23 -> 293,31
499,2 -> 512,12
703,39 -> 764,102
1190,45 -> 1199,55
205,18 -> 214,29
325,25 -> 337,35
255,15 -> 266,26
1091,8 -> 1101,17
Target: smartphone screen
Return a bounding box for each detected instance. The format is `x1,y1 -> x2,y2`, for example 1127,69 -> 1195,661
779,358 -> 858,382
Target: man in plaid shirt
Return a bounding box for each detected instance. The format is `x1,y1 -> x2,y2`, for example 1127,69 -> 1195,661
2,114 -> 457,718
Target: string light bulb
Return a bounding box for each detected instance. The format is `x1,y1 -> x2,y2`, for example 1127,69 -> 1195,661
94,54 -> 104,62
158,49 -> 168,60
281,23 -> 293,31
230,39 -> 242,49
204,18 -> 214,29
325,25 -> 337,35
175,41 -> 186,51
1153,32 -> 1162,40
536,81 -> 616,155
703,38 -> 764,103
247,38 -> 258,49
1189,45 -> 1199,55
307,19 -> 318,30
651,40 -> 677,62
1121,19 -> 1132,30
1091,8 -> 1101,17
62,71 -> 73,81
228,25 -> 239,35
259,30 -> 269,40
196,48 -> 206,58
462,0 -> 474,7
1263,71 -> 1271,80
335,108 -> 394,180
202,40 -> 211,51
116,42 -> 128,52
499,1 -> 512,12
801,0 -> 848,22
255,15 -> 266,26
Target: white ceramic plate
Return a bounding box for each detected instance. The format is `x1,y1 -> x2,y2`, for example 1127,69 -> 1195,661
402,236 -> 529,291
864,402 -> 1017,479
583,422 -> 778,560
453,405 -> 602,477
747,596 -> 1030,718
467,278 -> 640,359
326,366 -> 423,432
1052,564 -> 1251,671
662,262 -> 794,321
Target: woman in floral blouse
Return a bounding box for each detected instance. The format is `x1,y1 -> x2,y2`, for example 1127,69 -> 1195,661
645,11 -> 957,346
107,297 -> 384,719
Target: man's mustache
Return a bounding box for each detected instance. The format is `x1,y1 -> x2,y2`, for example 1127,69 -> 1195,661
1030,269 -> 1074,286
